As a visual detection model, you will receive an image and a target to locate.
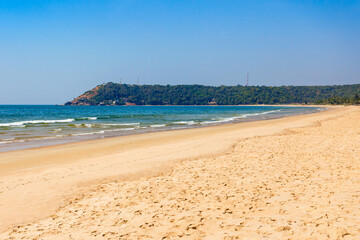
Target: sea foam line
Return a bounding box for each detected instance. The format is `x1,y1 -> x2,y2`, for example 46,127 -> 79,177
173,121 -> 196,125
77,117 -> 98,120
200,109 -> 283,125
0,119 -> 75,127
241,109 -> 282,118
150,124 -> 166,128
101,123 -> 140,126
71,130 -> 105,136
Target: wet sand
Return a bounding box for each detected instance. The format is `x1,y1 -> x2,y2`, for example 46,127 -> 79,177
1,106 -> 359,239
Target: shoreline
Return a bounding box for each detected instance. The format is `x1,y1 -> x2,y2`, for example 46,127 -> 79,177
0,106 -> 355,235
0,105 -> 325,153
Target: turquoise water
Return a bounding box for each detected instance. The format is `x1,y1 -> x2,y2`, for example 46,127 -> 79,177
0,105 -> 324,152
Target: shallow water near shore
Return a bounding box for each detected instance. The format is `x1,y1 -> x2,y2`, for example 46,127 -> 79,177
0,105 -> 324,152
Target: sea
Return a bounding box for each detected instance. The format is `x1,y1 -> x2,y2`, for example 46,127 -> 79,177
0,105 -> 325,152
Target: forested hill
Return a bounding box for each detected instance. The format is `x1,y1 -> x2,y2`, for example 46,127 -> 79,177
65,82 -> 360,106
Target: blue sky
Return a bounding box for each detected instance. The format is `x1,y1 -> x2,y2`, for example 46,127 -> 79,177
0,0 -> 359,104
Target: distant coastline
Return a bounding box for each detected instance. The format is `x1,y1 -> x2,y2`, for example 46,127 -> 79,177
65,82 -> 360,106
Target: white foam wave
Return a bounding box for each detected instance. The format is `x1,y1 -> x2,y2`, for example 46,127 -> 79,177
0,119 -> 75,127
242,109 -> 282,118
71,131 -> 105,136
200,116 -> 243,125
201,119 -> 233,125
174,121 -> 196,125
150,124 -> 166,128
105,128 -> 136,132
74,124 -> 94,128
102,123 -> 140,126
79,117 -> 97,120
2,139 -> 26,143
3,138 -> 15,141
200,109 -> 283,125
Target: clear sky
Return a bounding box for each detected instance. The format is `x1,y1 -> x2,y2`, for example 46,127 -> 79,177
0,0 -> 359,104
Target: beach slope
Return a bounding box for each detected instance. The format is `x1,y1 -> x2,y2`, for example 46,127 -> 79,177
1,106 -> 359,239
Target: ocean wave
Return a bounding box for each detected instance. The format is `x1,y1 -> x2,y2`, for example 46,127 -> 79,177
200,116 -> 243,125
101,123 -> 140,126
241,109 -> 282,118
3,138 -> 15,141
0,119 -> 75,127
73,122 -> 141,128
77,117 -> 98,120
0,137 -> 15,144
173,121 -> 196,125
71,130 -> 105,136
54,135 -> 64,138
0,139 -> 26,144
40,135 -> 69,140
200,119 -> 233,125
200,109 -> 283,125
150,124 -> 166,128
104,128 -> 136,132
74,123 -> 94,128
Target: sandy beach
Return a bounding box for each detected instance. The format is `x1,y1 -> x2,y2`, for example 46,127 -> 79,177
0,106 -> 359,239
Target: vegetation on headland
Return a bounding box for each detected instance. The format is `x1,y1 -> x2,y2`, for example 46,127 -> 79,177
316,94 -> 360,105
65,82 -> 360,106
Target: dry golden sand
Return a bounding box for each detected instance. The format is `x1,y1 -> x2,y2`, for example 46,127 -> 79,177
1,106 -> 360,239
